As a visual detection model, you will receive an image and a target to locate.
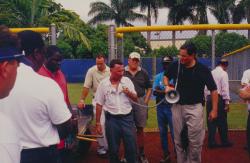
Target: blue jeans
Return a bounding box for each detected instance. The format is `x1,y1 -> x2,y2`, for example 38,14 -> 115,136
105,112 -> 137,163
157,104 -> 174,153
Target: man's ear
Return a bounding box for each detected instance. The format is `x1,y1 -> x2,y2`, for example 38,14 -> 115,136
0,61 -> 8,78
33,49 -> 41,59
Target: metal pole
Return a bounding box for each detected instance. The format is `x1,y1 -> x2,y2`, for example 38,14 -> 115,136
211,30 -> 215,69
51,23 -> 56,45
117,37 -> 124,62
172,31 -> 176,47
108,25 -> 116,63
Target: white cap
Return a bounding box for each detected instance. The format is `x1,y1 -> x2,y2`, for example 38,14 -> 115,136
129,52 -> 140,60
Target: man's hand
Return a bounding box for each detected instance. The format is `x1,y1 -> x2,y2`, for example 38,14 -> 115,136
122,87 -> 130,96
225,104 -> 230,112
165,85 -> 175,93
144,98 -> 150,105
208,109 -> 217,121
96,123 -> 102,135
77,99 -> 85,110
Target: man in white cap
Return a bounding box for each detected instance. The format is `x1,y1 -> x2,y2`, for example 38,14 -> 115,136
124,52 -> 152,163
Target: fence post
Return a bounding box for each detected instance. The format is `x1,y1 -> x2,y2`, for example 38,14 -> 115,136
117,36 -> 124,62
211,30 -> 215,69
108,25 -> 116,63
51,23 -> 56,45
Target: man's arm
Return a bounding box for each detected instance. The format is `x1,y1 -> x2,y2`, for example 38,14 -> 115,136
77,87 -> 89,109
123,87 -> 138,102
221,73 -> 230,112
163,76 -> 174,92
144,88 -> 152,104
56,116 -> 77,139
239,86 -> 250,100
208,90 -> 218,121
95,103 -> 103,135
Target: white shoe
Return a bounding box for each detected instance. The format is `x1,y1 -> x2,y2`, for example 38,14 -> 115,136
97,146 -> 107,155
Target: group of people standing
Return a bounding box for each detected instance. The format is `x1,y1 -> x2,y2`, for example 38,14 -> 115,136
77,42 -> 235,163
0,26 -> 76,163
1,24 -> 249,163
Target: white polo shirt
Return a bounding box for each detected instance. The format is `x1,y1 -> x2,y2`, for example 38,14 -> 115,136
0,63 -> 72,149
241,69 -> 250,85
83,65 -> 110,96
0,113 -> 21,163
95,76 -> 136,115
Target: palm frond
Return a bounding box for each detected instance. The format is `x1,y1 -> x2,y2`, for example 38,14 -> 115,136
57,22 -> 91,50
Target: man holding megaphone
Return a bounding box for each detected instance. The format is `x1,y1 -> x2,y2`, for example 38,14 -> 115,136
163,42 -> 218,163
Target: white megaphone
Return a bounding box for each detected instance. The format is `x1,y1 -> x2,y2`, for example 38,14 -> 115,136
165,58 -> 181,104
165,90 -> 180,104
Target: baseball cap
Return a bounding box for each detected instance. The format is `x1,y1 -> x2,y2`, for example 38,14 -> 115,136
162,56 -> 173,63
129,52 -> 140,60
0,47 -> 25,62
218,58 -> 228,65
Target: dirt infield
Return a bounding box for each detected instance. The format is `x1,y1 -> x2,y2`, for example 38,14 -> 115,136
75,131 -> 250,163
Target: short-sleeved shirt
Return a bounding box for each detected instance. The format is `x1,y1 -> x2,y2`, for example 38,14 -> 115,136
124,66 -> 152,97
0,113 -> 21,163
0,63 -> 72,149
83,65 -> 110,96
38,65 -> 70,106
153,72 -> 173,106
95,77 -> 136,115
164,61 -> 217,105
205,66 -> 230,102
241,69 -> 250,85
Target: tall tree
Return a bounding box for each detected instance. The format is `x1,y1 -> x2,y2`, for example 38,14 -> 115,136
131,0 -> 164,79
133,0 -> 164,46
230,0 -> 250,39
165,0 -> 218,35
88,0 -> 146,27
0,0 -> 90,49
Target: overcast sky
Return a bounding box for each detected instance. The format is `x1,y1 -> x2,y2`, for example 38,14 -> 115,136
55,0 -> 218,26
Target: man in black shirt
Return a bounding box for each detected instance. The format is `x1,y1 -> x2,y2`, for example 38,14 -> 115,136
124,52 -> 152,163
164,42 -> 218,163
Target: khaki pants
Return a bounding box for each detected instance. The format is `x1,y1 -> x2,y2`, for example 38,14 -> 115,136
171,103 -> 205,163
93,103 -> 108,150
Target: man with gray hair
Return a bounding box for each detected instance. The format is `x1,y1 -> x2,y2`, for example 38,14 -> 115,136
124,52 -> 152,163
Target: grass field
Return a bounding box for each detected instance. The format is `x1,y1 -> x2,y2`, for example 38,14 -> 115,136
68,83 -> 248,130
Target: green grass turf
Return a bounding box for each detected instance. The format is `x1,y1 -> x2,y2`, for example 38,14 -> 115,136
68,83 -> 249,130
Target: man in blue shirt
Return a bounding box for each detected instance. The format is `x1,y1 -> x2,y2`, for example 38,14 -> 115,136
153,56 -> 175,163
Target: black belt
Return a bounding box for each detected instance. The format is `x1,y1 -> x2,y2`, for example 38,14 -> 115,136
105,111 -> 132,118
22,145 -> 57,152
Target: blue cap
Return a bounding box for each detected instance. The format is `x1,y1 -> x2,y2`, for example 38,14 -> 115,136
0,47 -> 25,61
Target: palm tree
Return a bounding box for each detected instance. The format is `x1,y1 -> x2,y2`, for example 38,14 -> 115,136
231,0 -> 250,39
132,0 -> 164,47
165,0 -> 219,35
131,0 -> 164,79
0,0 -> 90,49
88,0 -> 146,27
165,0 -> 196,46
209,0 -> 235,24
